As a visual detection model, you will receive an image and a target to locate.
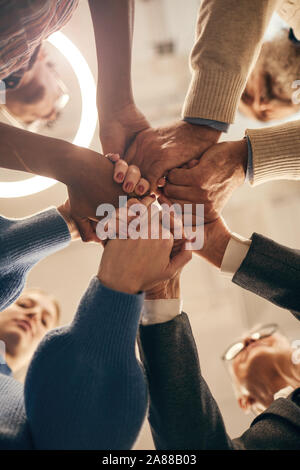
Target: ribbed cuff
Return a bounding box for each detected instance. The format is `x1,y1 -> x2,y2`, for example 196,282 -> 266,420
246,121 -> 300,186
2,208 -> 71,268
183,117 -> 229,133
72,277 -> 145,365
182,68 -> 245,124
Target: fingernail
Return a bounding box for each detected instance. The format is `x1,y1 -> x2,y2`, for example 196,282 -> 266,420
137,185 -> 144,193
150,194 -> 156,199
125,182 -> 133,192
116,172 -> 124,181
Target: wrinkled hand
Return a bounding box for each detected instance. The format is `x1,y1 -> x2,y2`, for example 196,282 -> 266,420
162,139 -> 248,222
145,240 -> 184,300
97,196 -> 192,294
124,121 -> 221,189
99,104 -> 150,156
158,193 -> 231,268
194,217 -> 231,268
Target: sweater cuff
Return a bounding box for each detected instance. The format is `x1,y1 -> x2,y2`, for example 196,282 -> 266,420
246,121 -> 300,186
182,68 -> 245,124
2,208 -> 71,268
72,277 -> 145,364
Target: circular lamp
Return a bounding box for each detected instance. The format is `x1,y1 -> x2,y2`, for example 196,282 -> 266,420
0,31 -> 97,198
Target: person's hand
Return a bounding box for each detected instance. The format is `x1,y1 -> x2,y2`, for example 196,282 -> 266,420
145,241 -> 184,300
57,200 -> 81,241
158,193 -> 231,268
194,217 -> 231,268
123,121 -> 221,189
99,104 -> 151,157
97,197 -> 192,294
106,153 -> 150,196
162,139 -> 248,222
145,270 -> 181,300
64,146 -> 125,243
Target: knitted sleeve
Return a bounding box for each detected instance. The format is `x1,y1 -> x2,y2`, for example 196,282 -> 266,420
246,121 -> 300,186
24,278 -> 148,450
0,208 -> 71,311
182,0 -> 278,123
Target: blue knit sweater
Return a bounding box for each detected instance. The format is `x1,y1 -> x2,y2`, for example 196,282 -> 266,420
0,208 -> 147,449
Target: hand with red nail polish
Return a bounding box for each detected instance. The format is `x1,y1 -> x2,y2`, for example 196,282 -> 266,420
108,155 -> 151,197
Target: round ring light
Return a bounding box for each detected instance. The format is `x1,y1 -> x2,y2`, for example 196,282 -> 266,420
0,31 -> 97,198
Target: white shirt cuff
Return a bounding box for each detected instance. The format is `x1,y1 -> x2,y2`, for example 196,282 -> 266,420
141,299 -> 183,325
273,386 -> 294,400
221,232 -> 251,279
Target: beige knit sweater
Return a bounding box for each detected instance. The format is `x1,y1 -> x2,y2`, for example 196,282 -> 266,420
183,0 -> 300,186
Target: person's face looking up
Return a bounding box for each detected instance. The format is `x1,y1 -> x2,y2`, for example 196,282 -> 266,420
4,51 -> 68,126
239,43 -> 298,122
232,332 -> 294,410
0,290 -> 59,371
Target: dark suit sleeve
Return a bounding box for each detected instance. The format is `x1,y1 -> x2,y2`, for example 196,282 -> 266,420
138,313 -> 234,450
138,313 -> 300,450
233,233 -> 300,318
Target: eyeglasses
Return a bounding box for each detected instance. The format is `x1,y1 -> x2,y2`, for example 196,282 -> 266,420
222,323 -> 278,361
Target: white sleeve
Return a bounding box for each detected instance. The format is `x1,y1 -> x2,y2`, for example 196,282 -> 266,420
221,232 -> 252,279
141,299 -> 183,325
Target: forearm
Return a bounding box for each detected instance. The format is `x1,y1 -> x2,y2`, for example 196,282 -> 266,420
88,0 -> 135,116
0,208 -> 71,311
138,313 -> 232,450
0,122 -> 73,183
183,0 -> 279,123
233,233 -> 300,318
25,278 -> 148,450
0,121 -> 125,208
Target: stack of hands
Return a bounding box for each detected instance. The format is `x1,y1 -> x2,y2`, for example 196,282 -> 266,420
57,103 -> 249,296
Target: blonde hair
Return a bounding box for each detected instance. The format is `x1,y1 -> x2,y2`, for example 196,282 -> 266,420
23,287 -> 61,326
228,344 -> 300,414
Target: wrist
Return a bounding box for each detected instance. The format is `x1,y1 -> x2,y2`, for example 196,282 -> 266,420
230,138 -> 248,185
98,92 -> 135,121
49,140 -> 80,185
197,219 -> 231,268
212,229 -> 232,268
146,277 -> 180,300
97,269 -> 140,295
57,204 -> 80,241
183,121 -> 221,144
